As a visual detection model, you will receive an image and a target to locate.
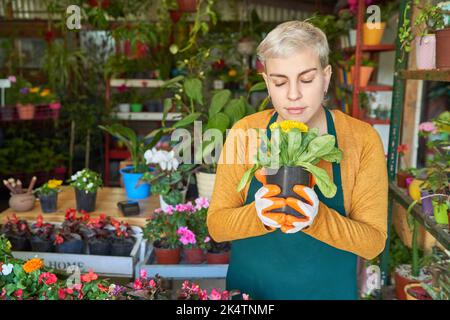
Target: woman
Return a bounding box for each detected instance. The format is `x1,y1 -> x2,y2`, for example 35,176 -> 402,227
207,21 -> 388,300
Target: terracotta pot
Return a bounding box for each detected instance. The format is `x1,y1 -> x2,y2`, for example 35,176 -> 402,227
395,270 -> 420,300
436,27 -> 450,70
265,166 -> 310,218
16,103 -> 35,120
396,171 -> 410,188
351,66 -> 374,87
196,171 -> 216,200
415,35 -> 436,70
183,247 -> 205,264
206,251 -> 230,264
404,283 -> 433,300
9,192 -> 36,212
363,22 -> 386,45
154,246 -> 181,264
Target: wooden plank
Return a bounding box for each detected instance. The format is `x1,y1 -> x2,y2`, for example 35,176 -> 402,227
398,70 -> 450,82
115,112 -> 182,121
110,79 -> 165,88
0,186 -> 162,227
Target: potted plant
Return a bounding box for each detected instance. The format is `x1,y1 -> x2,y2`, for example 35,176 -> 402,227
34,179 -> 62,213
85,214 -> 112,256
30,214 -> 55,252
130,88 -> 143,113
363,1 -> 397,45
347,56 -> 377,87
1,214 -> 31,251
237,120 -> 343,216
67,168 -> 103,212
54,208 -> 86,254
206,238 -> 231,264
99,123 -> 157,199
126,272 -> 171,300
114,84 -> 131,113
141,148 -> 195,209
109,218 -> 135,257
144,206 -> 187,264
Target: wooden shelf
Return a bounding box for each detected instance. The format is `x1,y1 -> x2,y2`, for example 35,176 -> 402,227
115,112 -> 182,121
398,69 -> 450,82
343,44 -> 396,53
362,117 -> 390,125
109,149 -> 130,160
110,79 -> 165,88
389,182 -> 450,249
361,84 -> 393,92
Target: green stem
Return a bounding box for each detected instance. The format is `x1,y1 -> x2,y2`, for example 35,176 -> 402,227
412,219 -> 420,278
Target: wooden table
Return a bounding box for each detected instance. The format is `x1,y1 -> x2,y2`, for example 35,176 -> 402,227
0,186 -> 161,227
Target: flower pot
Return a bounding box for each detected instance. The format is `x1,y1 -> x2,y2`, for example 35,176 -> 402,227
183,247 -> 206,264
159,188 -> 188,211
196,171 -> 216,201
420,190 -> 434,216
396,171 -> 410,188
415,35 -> 436,70
7,234 -> 31,251
436,27 -> 450,70
265,166 -> 311,218
206,251 -> 230,264
16,103 -> 36,120
75,188 -> 97,212
9,192 -> 36,212
394,265 -> 431,300
110,238 -> 135,257
363,22 -> 386,45
39,193 -> 58,213
117,103 -> 130,113
177,0 -> 198,12
56,238 -> 84,254
154,246 -> 181,264
351,66 -> 374,87
88,238 -> 111,256
395,270 -> 419,300
120,166 -> 151,200
432,200 -> 449,225
0,106 -> 14,121
30,236 -> 54,252
130,103 -> 143,112
404,283 -> 432,300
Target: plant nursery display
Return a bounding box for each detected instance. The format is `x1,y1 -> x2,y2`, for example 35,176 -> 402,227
67,169 -> 103,212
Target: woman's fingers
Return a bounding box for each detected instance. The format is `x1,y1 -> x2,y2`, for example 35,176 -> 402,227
262,184 -> 281,198
292,185 -> 318,206
263,212 -> 286,225
255,168 -> 267,185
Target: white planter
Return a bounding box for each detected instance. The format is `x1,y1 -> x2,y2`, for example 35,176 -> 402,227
159,188 -> 188,210
213,80 -> 224,90
196,172 -> 216,201
117,103 -> 130,113
349,29 -> 357,47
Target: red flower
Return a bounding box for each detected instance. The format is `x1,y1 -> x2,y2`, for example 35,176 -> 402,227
81,269 -> 98,283
99,213 -> 107,221
133,279 -> 143,290
397,144 -> 409,154
65,208 -> 77,221
77,292 -> 84,300
38,272 -> 58,285
117,84 -> 127,93
14,289 -> 23,299
58,288 -> 66,299
55,234 -> 64,245
98,283 -> 108,292
36,214 -> 44,228
44,30 -> 55,43
66,288 -> 74,295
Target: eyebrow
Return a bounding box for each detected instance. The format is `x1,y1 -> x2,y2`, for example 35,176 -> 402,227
269,68 -> 317,78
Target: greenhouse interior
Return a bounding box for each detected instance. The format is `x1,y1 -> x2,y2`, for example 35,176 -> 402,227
0,0 -> 449,302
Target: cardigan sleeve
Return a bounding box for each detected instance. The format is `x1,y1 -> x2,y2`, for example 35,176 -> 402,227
303,127 -> 388,260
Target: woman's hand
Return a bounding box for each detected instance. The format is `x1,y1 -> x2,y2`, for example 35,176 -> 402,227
283,185 -> 319,233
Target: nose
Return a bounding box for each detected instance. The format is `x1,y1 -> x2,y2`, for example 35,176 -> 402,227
287,81 -> 302,101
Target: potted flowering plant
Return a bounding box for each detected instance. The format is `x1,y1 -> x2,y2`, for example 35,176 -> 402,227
1,214 -> 31,251
109,218 -> 135,257
53,208 -> 87,254
206,238 -> 231,265
85,214 -> 112,256
34,179 -> 62,213
177,280 -> 249,300
67,168 -> 103,212
30,214 -> 55,252
237,120 -> 343,217
141,148 -> 196,209
114,83 -> 131,113
144,205 -> 188,264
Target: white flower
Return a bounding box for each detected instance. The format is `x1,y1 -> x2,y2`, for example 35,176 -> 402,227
83,178 -> 87,182
87,182 -> 94,189
1,263 -> 13,276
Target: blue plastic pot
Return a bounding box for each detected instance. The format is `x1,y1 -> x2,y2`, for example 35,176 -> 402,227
120,166 -> 151,199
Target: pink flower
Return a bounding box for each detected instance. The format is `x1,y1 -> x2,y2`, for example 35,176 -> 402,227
243,293 -> 249,300
419,122 -> 437,134
209,288 -> 222,300
149,279 -> 156,288
38,272 -> 57,285
133,279 -> 143,290
177,227 -> 197,245
154,208 -> 162,214
204,236 -> 211,243
140,269 -> 147,279
73,283 -> 82,291
58,288 -> 66,299
8,75 -> 16,83
164,205 -> 174,215
195,197 -> 209,210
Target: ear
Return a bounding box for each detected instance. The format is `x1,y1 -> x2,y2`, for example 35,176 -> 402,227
261,72 -> 271,96
323,65 -> 332,92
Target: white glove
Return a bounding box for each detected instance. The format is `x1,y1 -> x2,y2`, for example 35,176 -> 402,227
283,185 -> 319,233
254,184 -> 287,229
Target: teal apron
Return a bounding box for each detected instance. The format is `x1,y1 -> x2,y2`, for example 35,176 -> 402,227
226,108 -> 358,300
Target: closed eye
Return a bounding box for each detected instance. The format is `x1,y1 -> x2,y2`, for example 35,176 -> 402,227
274,83 -> 286,87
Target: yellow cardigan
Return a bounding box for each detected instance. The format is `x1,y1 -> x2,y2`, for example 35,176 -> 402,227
207,108 -> 388,260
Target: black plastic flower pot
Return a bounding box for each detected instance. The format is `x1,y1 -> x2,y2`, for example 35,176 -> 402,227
30,236 -> 54,252
110,238 -> 135,257
265,166 -> 311,218
75,189 -> 97,213
39,193 -> 58,213
56,238 -> 85,254
7,234 -> 31,251
88,238 -> 112,256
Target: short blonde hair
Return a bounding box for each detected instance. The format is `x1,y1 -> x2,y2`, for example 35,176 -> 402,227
257,20 -> 330,69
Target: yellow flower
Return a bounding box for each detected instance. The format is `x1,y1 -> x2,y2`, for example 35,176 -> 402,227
228,69 -> 237,77
23,258 -> 44,273
6,240 -> 11,251
30,87 -> 39,93
40,89 -> 50,97
48,180 -> 62,189
270,120 -> 308,133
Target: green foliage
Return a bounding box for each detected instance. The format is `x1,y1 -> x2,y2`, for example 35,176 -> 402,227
144,209 -> 187,249
67,168 -> 103,193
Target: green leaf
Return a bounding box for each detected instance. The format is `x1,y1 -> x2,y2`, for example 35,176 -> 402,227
237,165 -> 258,192
297,161 -> 337,198
184,78 -> 203,105
299,135 -> 336,163
162,98 -> 173,123
224,98 -> 246,125
209,90 -> 231,118
163,75 -> 184,88
206,112 -> 230,133
320,147 -> 343,163
173,112 -> 202,129
287,129 -> 302,164
248,81 -> 267,93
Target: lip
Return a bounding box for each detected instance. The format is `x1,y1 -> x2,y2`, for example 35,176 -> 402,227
285,106 -> 307,114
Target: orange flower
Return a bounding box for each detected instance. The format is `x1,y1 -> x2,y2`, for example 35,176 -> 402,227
81,269 -> 98,283
23,258 -> 44,273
